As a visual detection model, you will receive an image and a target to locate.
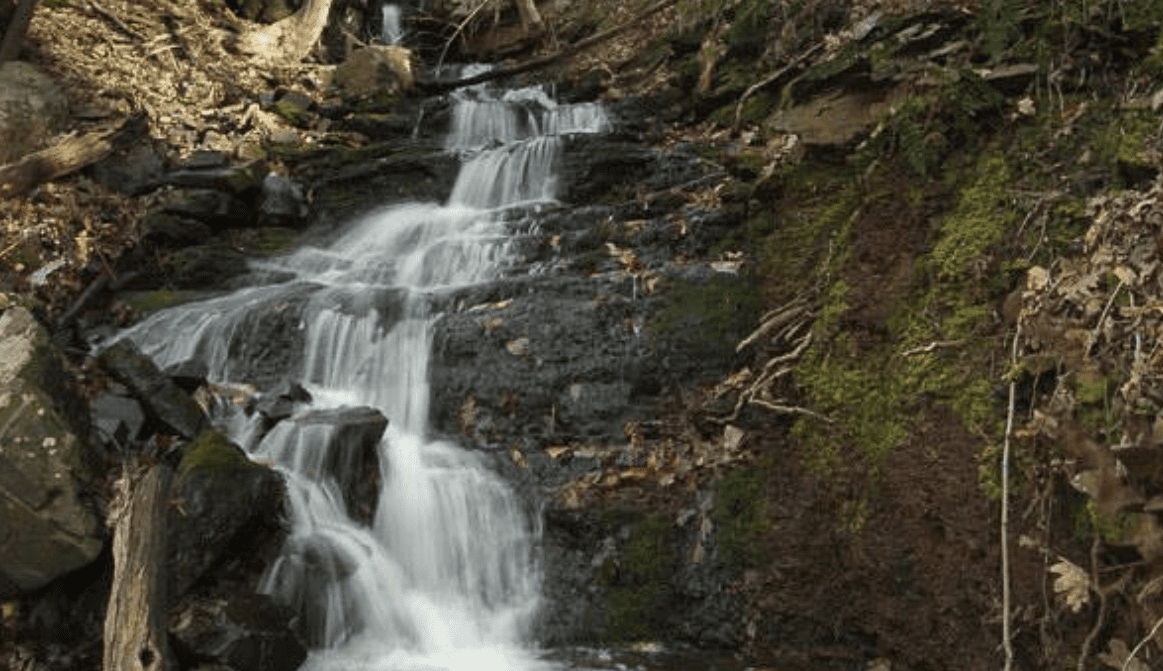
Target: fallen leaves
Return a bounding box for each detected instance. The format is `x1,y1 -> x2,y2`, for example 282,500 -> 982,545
1050,558 -> 1091,613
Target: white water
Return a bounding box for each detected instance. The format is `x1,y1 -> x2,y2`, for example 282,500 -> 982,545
113,81 -> 608,670
381,4 -> 403,45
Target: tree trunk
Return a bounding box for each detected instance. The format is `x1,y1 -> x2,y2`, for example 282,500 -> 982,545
0,0 -> 39,64
103,463 -> 173,671
235,0 -> 335,64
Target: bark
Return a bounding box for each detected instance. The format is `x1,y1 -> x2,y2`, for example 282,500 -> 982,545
103,463 -> 174,671
0,111 -> 144,199
0,0 -> 38,63
235,0 -> 334,63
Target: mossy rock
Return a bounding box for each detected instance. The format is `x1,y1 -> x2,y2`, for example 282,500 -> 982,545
169,430 -> 284,597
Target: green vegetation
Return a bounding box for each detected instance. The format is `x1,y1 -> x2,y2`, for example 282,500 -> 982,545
714,465 -> 770,566
177,430 -> 259,482
646,273 -> 764,370
596,509 -> 677,641
128,289 -> 202,315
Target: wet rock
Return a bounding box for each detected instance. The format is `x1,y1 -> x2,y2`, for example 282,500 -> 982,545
168,431 -> 285,598
168,245 -> 250,289
165,359 -> 211,394
0,61 -> 68,163
281,406 -> 387,522
165,161 -> 267,198
141,212 -> 215,249
97,339 -> 209,439
430,275 -> 654,448
253,381 -> 312,430
334,45 -> 415,99
170,593 -> 306,671
90,392 -> 146,448
159,188 -> 253,230
0,304 -> 102,597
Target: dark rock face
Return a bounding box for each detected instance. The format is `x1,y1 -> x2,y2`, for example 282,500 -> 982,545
97,339 -> 209,439
90,392 -> 147,447
170,593 -> 307,671
168,431 -> 286,598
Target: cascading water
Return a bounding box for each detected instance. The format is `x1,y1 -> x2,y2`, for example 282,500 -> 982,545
381,4 -> 404,45
111,78 -> 608,670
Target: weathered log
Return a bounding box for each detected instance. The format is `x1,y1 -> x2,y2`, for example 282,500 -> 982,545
418,0 -> 679,94
0,110 -> 145,199
103,463 -> 173,671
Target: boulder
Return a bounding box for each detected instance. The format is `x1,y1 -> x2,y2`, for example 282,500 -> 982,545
159,188 -> 253,230
168,431 -> 285,598
0,304 -> 102,597
140,212 -> 215,249
333,45 -> 414,100
89,141 -> 166,195
167,245 -> 250,290
170,593 -> 306,671
97,339 -> 209,440
0,61 -> 68,164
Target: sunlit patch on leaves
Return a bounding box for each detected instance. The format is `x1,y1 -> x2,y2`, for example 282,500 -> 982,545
1049,558 -> 1091,613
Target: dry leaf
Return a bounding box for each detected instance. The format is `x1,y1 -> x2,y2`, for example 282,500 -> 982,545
1050,559 -> 1091,613
1097,638 -> 1149,671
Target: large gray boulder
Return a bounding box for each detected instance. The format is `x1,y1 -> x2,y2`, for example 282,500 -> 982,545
0,302 -> 103,597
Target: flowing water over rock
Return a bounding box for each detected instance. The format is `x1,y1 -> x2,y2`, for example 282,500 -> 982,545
112,78 -> 609,670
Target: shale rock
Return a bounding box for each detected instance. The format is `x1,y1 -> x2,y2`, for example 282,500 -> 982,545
168,431 -> 285,598
97,339 -> 209,439
0,303 -> 102,597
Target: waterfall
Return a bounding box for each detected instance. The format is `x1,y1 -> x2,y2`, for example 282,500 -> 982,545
381,4 -> 403,45
111,79 -> 608,670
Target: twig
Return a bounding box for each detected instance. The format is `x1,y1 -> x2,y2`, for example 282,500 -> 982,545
1002,323 -> 1020,671
1078,537 -> 1106,671
737,299 -> 807,351
901,339 -> 966,357
1123,612 -> 1163,671
748,398 -> 835,422
1088,278 -> 1123,355
435,0 -> 495,77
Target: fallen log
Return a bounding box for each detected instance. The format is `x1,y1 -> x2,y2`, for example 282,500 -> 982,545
104,462 -> 173,671
0,110 -> 146,199
418,0 -> 679,94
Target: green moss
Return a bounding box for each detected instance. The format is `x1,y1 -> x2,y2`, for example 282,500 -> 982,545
128,289 -> 201,314
177,430 -> 257,482
247,227 -> 300,256
598,510 -> 677,641
1078,499 -> 1139,544
1074,369 -> 1110,405
929,152 -> 1014,280
646,274 -> 764,370
714,465 -> 770,566
270,100 -> 307,126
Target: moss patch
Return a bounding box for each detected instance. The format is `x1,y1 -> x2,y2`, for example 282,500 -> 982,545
714,464 -> 770,566
177,430 -> 258,482
596,509 -> 677,642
